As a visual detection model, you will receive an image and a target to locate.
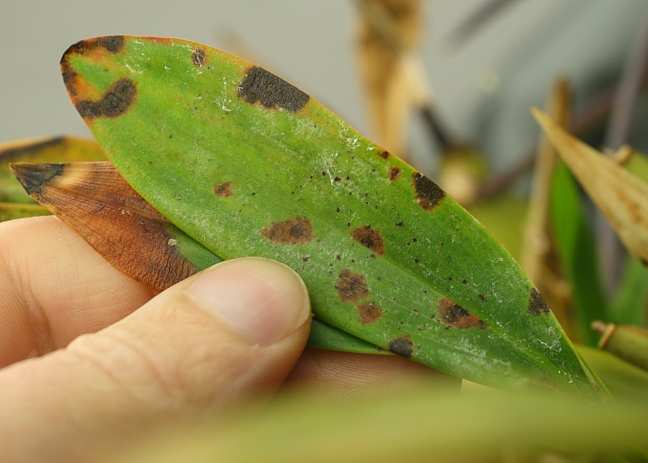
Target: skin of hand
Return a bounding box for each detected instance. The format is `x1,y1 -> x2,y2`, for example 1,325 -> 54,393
0,216 -> 457,462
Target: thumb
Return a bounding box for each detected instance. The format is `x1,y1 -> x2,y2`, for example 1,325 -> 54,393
0,257 -> 311,462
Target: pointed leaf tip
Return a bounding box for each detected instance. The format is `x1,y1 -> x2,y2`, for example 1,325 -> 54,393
10,162 -> 64,197
535,111 -> 648,264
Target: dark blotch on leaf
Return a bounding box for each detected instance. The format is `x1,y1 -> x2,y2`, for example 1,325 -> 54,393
335,269 -> 370,303
439,298 -> 487,329
350,225 -> 385,255
76,78 -> 137,119
388,166 -> 401,181
528,288 -> 550,316
192,48 -> 207,67
388,336 -> 413,358
9,162 -> 64,196
262,216 -> 313,245
213,181 -> 233,198
358,301 -> 382,325
413,172 -> 445,210
97,36 -> 125,53
238,66 -> 309,112
377,150 -> 390,159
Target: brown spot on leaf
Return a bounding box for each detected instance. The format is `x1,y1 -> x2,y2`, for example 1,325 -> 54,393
439,298 -> 487,329
413,172 -> 445,210
76,78 -> 137,119
213,181 -> 233,197
528,288 -> 550,316
388,166 -> 401,181
358,301 -> 382,324
377,150 -> 390,159
262,216 -> 313,245
350,225 -> 385,255
10,161 -> 200,291
238,66 -> 309,112
335,269 -> 370,303
388,336 -> 413,358
192,47 -> 207,67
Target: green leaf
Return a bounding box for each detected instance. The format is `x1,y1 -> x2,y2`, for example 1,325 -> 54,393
611,255 -> 648,327
550,161 -> 607,345
111,389 -> 648,463
0,202 -> 49,222
58,35 -> 605,396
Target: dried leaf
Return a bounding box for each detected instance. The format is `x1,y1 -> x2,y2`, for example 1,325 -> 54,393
355,0 -> 423,157
534,108 -> 648,264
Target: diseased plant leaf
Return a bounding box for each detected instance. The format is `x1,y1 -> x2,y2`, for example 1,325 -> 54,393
0,136 -> 104,204
56,35 -> 606,395
10,161 -> 382,354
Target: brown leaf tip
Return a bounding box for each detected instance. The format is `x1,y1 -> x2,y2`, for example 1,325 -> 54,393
335,269 -> 370,303
439,298 -> 487,329
76,78 -> 137,119
213,181 -> 233,197
350,225 -> 385,255
192,47 -> 207,67
388,336 -> 413,358
413,173 -> 445,210
388,166 -> 401,181
528,288 -> 550,316
261,216 -> 313,245
238,66 -> 309,113
358,301 -> 382,325
10,162 -> 64,197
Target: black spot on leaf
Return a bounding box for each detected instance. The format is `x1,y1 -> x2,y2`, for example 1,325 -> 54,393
528,288 -> 550,316
76,78 -> 137,119
413,172 -> 445,210
389,336 -> 413,358
238,66 -> 309,112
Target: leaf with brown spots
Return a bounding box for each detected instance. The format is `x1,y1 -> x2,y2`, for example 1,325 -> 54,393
9,160 -> 376,354
57,36 -> 606,397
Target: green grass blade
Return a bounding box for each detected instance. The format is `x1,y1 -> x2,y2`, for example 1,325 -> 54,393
0,202 -> 49,222
550,161 -> 607,345
59,35 -> 604,396
611,255 -> 648,326
113,389 -> 648,463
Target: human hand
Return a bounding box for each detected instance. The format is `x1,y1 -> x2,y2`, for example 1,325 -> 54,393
0,216 -> 454,462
